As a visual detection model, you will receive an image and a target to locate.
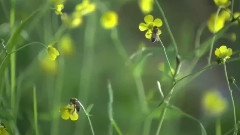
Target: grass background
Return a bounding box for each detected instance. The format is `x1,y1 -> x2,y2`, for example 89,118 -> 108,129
1,0 -> 240,135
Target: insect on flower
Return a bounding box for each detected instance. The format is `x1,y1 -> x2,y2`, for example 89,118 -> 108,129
151,26 -> 160,43
70,98 -> 81,112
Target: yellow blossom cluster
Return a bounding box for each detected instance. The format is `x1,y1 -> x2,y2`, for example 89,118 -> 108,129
61,0 -> 96,28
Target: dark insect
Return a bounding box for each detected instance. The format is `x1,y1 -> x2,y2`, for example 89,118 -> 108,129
69,98 -> 81,112
151,26 -> 160,43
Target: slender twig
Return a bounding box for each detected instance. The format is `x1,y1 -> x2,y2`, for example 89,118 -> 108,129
107,80 -> 123,135
216,117 -> 222,135
223,63 -> 238,135
231,0 -> 234,16
33,85 -> 39,135
78,101 -> 95,135
159,39 -> 174,78
108,80 -> 113,135
154,0 -> 179,56
208,7 -> 221,65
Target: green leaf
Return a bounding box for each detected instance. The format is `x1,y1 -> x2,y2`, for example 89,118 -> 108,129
86,104 -> 94,114
0,9 -> 40,81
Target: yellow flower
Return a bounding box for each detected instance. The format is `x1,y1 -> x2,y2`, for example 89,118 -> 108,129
60,104 -> 79,121
75,0 -> 96,16
232,12 -> 240,24
233,12 -> 240,19
202,90 -> 227,116
139,0 -> 154,14
220,9 -> 231,20
61,13 -> 83,28
207,13 -> 226,33
40,55 -> 58,74
214,0 -> 230,8
101,11 -> 118,29
55,4 -> 64,15
215,45 -> 232,61
59,35 -> 75,56
47,45 -> 60,60
139,15 -> 162,39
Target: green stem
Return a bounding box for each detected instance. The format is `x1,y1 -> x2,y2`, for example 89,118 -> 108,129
10,52 -> 15,109
134,75 -> 149,114
231,0 -> 234,15
143,116 -> 153,135
159,39 -> 174,78
10,0 -> 16,121
223,63 -> 238,135
111,119 -> 123,135
108,81 -> 114,135
107,81 -> 123,135
154,0 -> 178,56
10,0 -> 15,27
111,28 -> 128,60
208,7 -> 221,65
155,86 -> 175,135
33,85 -> 39,135
216,117 -> 221,135
78,101 -> 95,135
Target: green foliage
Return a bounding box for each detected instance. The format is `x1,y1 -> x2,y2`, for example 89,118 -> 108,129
1,0 -> 240,134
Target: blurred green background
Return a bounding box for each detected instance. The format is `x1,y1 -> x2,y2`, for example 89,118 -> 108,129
1,0 -> 240,135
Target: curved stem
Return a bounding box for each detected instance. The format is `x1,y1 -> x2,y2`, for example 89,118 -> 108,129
208,7 -> 221,65
223,63 -> 238,135
78,101 -> 95,135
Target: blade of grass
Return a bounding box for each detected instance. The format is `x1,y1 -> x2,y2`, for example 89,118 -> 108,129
78,101 -> 95,135
0,9 -> 40,81
33,85 -> 39,135
107,80 -> 123,135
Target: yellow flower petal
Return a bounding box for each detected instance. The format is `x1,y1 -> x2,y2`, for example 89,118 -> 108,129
75,0 -> 96,16
220,9 -> 231,20
144,15 -> 153,24
207,13 -> 225,33
70,111 -> 79,121
55,4 -> 64,15
139,23 -> 148,31
214,0 -> 230,8
227,48 -> 232,56
153,18 -> 162,27
47,46 -> 60,60
0,126 -> 9,135
145,30 -> 152,39
215,45 -> 232,60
